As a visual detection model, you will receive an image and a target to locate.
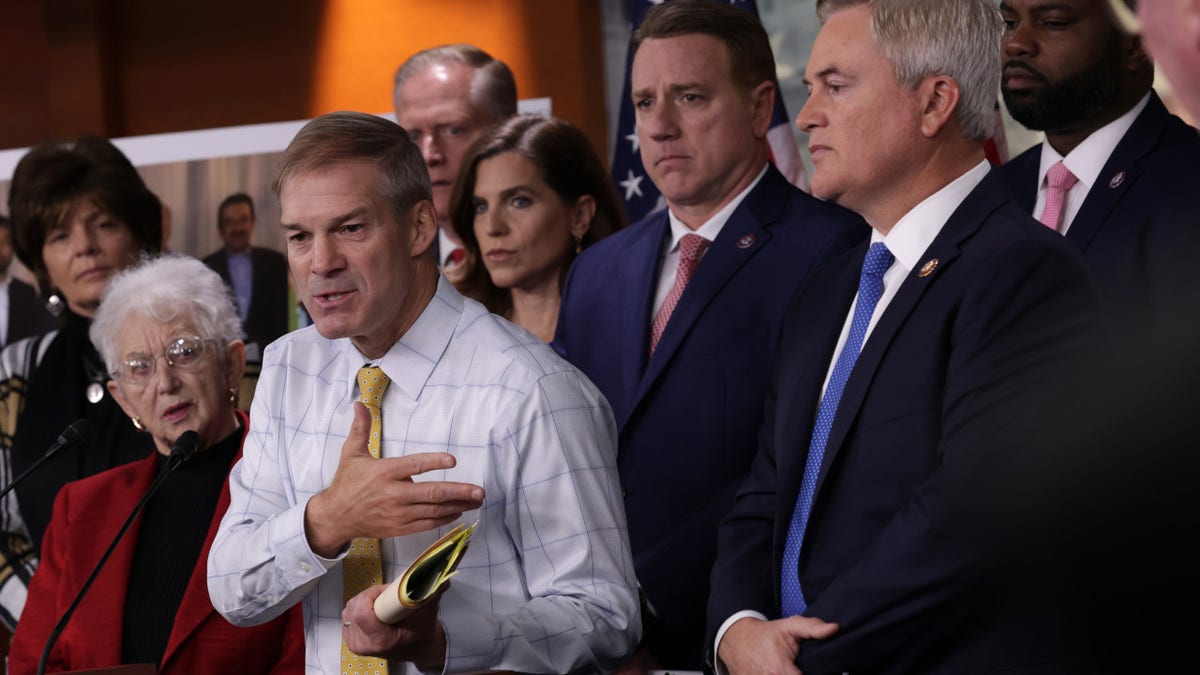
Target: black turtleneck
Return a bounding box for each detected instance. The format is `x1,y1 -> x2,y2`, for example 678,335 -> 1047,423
121,425 -> 241,666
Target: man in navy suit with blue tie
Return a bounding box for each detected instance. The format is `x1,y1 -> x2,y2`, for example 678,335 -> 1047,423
709,1 -> 1102,673
553,0 -> 866,669
998,0 -> 1200,318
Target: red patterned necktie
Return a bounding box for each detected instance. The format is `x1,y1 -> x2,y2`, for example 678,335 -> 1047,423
650,233 -> 710,355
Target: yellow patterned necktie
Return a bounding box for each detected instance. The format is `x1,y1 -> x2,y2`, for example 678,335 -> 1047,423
343,365 -> 391,673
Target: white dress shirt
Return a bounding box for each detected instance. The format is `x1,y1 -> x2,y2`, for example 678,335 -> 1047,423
712,159 -> 991,674
1033,92 -> 1150,234
208,276 -> 640,674
651,165 -> 769,317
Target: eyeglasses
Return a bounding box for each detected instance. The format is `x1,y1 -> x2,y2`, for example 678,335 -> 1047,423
111,335 -> 216,386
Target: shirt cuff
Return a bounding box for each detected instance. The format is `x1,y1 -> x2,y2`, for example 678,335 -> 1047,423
275,497 -> 340,590
713,610 -> 769,675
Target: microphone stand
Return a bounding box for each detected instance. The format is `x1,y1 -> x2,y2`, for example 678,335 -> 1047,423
0,419 -> 91,502
37,431 -> 199,675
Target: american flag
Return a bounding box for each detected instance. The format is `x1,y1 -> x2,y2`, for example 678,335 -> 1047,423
611,0 -> 809,224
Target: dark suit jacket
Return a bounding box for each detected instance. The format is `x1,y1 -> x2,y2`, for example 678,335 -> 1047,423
999,91 -> 1200,317
554,165 -> 868,667
8,420 -> 305,675
707,171 -> 1102,674
203,247 -> 290,354
4,278 -> 57,346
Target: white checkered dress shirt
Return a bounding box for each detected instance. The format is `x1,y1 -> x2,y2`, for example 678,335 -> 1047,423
207,277 -> 641,673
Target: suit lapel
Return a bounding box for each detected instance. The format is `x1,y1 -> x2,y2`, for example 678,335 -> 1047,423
773,248 -> 862,541
1067,93 -> 1172,254
73,456 -> 158,665
633,168 -> 789,409
1006,148 -> 1042,212
615,215 -> 668,428
812,172 -> 1009,498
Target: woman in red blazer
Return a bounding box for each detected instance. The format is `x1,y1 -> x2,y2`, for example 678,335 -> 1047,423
9,255 -> 304,674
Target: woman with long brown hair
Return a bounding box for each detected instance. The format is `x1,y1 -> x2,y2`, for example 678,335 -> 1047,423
448,114 -> 626,341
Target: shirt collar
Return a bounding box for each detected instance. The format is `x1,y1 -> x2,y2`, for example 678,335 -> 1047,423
1037,91 -> 1151,193
438,228 -> 459,268
341,275 -> 462,402
877,160 -> 991,273
664,164 -> 769,253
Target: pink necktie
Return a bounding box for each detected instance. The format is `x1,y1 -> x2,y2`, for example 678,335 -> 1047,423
650,233 -> 710,355
1040,161 -> 1079,232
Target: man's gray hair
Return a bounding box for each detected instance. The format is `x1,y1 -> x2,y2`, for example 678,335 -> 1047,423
393,44 -> 518,122
816,0 -> 1003,140
90,254 -> 244,373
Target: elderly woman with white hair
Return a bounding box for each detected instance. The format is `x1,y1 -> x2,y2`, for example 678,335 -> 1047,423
8,255 -> 303,674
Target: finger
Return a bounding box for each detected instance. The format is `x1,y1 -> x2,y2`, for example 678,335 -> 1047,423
401,480 -> 485,506
346,588 -> 386,624
342,402 -> 373,458
382,452 -> 459,479
783,616 -> 839,640
374,513 -> 468,539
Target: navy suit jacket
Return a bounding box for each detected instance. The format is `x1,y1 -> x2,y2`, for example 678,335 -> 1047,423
203,246 -> 290,354
555,165 -> 867,667
708,171 -> 1102,674
4,278 -> 57,347
999,91 -> 1200,317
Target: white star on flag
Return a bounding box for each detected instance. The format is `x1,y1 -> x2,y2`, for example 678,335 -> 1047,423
626,128 -> 640,152
619,170 -> 645,200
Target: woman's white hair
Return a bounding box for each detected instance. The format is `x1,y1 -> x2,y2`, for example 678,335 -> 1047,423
90,254 -> 244,372
816,0 -> 1004,140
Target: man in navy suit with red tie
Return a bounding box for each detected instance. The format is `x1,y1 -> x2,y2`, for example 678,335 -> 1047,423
709,1 -> 1101,673
554,0 -> 866,669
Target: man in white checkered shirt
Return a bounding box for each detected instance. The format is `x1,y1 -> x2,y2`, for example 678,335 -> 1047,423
206,111 -> 641,674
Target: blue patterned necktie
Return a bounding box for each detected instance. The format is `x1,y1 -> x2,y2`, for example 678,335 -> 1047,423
780,242 -> 894,616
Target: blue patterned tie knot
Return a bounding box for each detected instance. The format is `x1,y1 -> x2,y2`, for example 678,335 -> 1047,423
780,242 -> 894,617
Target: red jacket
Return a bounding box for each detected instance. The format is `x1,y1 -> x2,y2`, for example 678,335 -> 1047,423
9,414 -> 305,674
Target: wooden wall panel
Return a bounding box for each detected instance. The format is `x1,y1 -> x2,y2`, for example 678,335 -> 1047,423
0,0 -> 609,161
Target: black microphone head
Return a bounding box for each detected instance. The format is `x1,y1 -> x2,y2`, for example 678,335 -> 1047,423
56,419 -> 91,448
170,430 -> 201,461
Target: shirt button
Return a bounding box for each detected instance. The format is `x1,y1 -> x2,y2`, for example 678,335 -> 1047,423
299,562 -> 310,574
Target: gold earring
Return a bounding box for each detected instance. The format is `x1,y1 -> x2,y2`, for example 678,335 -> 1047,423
131,416 -> 145,431
573,234 -> 583,255
228,387 -> 240,407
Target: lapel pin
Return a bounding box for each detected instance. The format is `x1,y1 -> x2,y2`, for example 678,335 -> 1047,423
918,258 -> 939,278
736,233 -> 756,249
1109,171 -> 1126,189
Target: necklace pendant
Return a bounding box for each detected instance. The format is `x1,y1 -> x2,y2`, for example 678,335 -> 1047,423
86,382 -> 105,404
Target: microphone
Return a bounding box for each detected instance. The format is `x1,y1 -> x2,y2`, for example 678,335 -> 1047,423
166,429 -> 200,467
37,430 -> 202,675
0,419 -> 91,502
